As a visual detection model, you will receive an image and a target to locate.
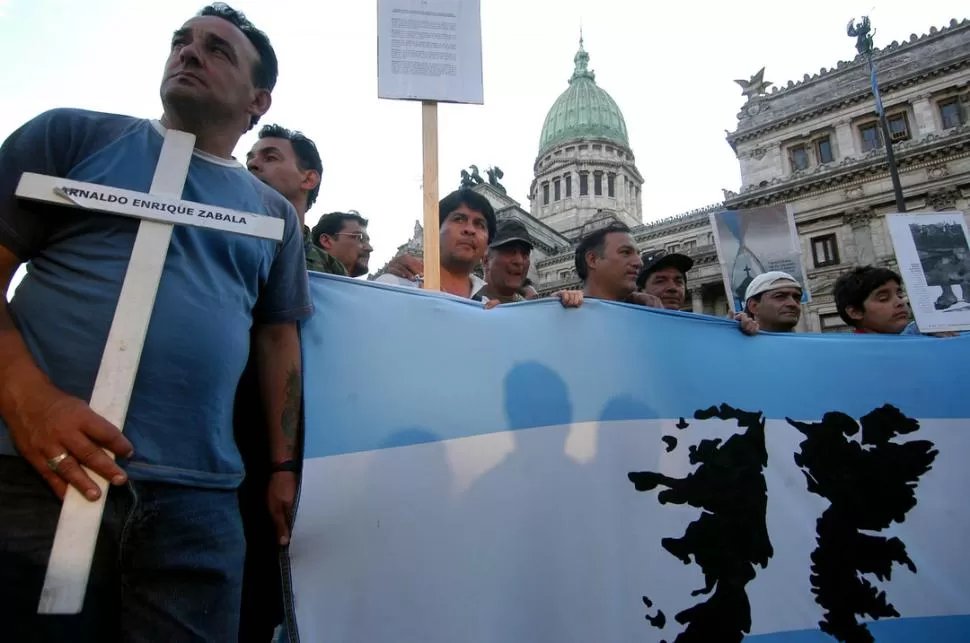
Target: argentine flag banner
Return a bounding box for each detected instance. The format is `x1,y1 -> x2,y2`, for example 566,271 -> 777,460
286,273 -> 970,643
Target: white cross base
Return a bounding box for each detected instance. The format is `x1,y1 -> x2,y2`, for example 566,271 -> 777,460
14,130 -> 284,615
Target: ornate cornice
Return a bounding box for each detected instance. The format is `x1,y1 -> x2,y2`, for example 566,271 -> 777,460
926,186 -> 963,210
493,208 -> 570,254
534,205 -> 722,269
727,20 -> 970,147
844,206 -> 875,228
725,127 -> 970,209
927,164 -> 950,180
731,57 -> 970,147
533,136 -> 636,174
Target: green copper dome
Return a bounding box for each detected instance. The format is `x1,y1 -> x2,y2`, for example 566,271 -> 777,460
538,38 -> 629,155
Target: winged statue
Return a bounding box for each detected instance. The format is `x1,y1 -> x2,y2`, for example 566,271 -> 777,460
734,67 -> 773,100
847,16 -> 874,56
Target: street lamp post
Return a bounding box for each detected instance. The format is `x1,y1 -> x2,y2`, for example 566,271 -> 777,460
848,16 -> 907,213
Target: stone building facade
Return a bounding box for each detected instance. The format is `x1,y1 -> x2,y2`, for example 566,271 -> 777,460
383,20 -> 970,331
723,18 -> 970,331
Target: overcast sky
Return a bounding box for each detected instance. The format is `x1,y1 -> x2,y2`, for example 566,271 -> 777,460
3,0 -> 966,298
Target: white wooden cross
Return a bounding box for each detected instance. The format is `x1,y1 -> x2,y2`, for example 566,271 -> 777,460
15,130 -> 285,615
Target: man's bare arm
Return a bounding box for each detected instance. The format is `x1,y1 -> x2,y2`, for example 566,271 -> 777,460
0,245 -> 132,499
254,320 -> 302,545
0,248 -> 48,419
254,321 -> 302,465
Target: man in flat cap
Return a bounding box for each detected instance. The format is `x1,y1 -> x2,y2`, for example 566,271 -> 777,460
476,220 -> 534,304
743,271 -> 803,333
636,249 -> 694,311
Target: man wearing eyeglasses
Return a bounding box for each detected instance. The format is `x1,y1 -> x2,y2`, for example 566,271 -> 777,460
307,211 -> 373,277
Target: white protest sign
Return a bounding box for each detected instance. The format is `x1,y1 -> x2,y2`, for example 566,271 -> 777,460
377,0 -> 483,104
887,211 -> 970,333
14,130 -> 283,615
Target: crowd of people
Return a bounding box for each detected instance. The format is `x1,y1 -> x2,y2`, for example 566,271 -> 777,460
0,3 -> 960,643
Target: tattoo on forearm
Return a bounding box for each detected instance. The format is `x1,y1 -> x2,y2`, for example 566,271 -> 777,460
281,365 -> 301,454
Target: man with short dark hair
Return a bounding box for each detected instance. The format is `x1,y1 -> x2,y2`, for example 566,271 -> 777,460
636,250 -> 694,310
477,220 -> 533,303
743,271 -> 802,332
0,5 -> 310,639
309,211 -> 372,277
834,266 -> 912,334
247,124 -> 322,225
377,188 -> 496,298
576,223 -> 660,306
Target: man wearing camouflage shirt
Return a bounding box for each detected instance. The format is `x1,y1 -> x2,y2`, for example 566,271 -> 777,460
306,211 -> 372,277
304,230 -> 347,275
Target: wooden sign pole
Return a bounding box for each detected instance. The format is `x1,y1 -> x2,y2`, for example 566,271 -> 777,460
15,131 -> 284,615
421,100 -> 441,292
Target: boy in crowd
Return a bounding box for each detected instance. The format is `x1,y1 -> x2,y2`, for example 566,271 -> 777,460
834,266 -> 915,334
834,265 -> 963,337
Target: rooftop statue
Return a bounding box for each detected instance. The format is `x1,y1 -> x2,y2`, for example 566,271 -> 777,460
847,16 -> 875,56
459,165 -> 484,189
734,67 -> 773,100
486,166 -> 506,194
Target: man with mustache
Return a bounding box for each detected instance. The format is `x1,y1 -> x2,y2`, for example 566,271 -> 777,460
309,211 -> 373,278
0,5 -> 309,639
376,188 -> 495,298
386,215 -> 582,307
742,271 -> 802,333
635,249 -> 694,311
477,220 -> 534,303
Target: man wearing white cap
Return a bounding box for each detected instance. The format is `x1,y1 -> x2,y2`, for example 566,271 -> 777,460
743,271 -> 803,333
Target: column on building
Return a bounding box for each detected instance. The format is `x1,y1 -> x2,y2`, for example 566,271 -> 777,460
691,287 -> 704,314
625,175 -> 632,214
845,207 -> 877,267
911,94 -> 936,137
834,119 -> 855,159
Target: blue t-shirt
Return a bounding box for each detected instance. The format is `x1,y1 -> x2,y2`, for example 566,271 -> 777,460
0,108 -> 312,489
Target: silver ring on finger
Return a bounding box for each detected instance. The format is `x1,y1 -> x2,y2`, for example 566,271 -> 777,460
47,452 -> 71,472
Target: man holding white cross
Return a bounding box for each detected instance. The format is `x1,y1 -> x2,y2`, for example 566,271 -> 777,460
0,4 -> 310,641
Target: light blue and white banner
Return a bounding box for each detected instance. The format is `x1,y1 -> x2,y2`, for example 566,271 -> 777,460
287,273 -> 970,643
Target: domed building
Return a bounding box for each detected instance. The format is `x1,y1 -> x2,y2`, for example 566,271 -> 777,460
529,37 -> 644,236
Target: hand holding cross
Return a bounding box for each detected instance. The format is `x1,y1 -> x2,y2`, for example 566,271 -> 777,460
2,382 -> 134,501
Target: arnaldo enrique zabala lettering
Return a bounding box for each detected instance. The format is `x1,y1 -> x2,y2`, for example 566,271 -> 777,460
58,186 -> 248,224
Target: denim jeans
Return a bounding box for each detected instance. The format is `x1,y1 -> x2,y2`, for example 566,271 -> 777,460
237,464 -> 284,643
0,455 -> 246,642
